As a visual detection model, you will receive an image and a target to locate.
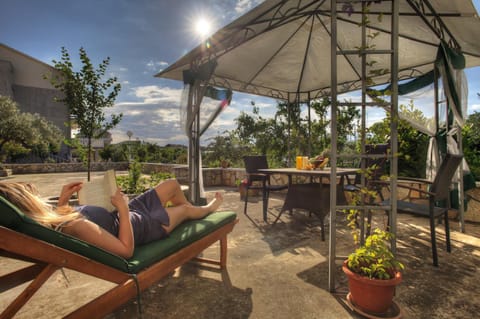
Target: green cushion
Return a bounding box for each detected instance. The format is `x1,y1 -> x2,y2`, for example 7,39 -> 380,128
126,211 -> 237,273
0,195 -> 237,274
0,196 -> 24,228
0,195 -> 129,271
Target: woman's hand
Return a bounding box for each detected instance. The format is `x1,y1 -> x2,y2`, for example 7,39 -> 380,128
110,187 -> 134,257
58,182 -> 83,206
111,188 -> 129,212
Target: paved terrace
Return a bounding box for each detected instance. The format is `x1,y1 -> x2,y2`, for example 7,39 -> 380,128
1,172 -> 480,319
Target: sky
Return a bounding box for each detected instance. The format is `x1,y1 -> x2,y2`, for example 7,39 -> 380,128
1,0 -> 479,146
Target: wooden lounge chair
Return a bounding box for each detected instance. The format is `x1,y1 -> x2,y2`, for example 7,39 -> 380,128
0,195 -> 238,318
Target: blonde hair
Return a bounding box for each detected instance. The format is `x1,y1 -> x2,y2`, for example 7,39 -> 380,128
0,182 -> 80,229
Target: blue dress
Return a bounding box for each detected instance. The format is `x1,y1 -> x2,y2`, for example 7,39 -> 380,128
77,188 -> 170,245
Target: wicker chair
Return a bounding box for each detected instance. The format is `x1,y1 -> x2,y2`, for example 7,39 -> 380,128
243,156 -> 288,221
380,153 -> 463,266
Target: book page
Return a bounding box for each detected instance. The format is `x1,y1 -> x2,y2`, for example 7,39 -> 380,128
77,170 -> 117,212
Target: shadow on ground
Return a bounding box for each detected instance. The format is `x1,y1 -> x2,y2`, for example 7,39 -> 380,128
110,264 -> 253,319
1,174 -> 480,319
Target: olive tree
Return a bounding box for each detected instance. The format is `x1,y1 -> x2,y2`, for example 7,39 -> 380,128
0,96 -> 63,162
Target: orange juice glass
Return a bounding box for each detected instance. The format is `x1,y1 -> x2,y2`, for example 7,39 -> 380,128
296,156 -> 303,169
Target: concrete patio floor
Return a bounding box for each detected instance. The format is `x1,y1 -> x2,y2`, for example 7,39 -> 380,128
1,172 -> 480,319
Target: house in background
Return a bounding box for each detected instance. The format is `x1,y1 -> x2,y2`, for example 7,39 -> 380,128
0,43 -> 70,140
0,44 -> 112,162
0,43 -> 116,163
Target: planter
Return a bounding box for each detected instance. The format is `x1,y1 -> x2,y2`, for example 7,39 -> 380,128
342,260 -> 402,315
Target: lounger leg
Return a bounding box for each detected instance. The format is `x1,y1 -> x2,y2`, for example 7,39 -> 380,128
0,263 -> 47,292
1,264 -> 58,319
220,237 -> 228,269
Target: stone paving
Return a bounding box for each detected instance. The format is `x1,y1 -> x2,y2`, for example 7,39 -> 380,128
1,172 -> 480,318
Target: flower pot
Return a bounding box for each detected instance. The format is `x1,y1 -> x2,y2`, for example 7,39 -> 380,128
342,260 -> 402,315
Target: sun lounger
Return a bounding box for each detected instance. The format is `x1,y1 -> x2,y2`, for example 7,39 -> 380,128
0,195 -> 238,318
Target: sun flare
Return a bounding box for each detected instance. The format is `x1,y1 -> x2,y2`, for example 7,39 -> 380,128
195,17 -> 211,38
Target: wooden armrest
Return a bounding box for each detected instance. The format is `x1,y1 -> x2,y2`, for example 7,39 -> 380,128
397,176 -> 432,184
371,180 -> 436,197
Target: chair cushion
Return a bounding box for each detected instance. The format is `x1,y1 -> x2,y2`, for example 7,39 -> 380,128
382,199 -> 448,218
1,195 -> 129,271
0,195 -> 237,273
0,196 -> 24,228
126,211 -> 237,273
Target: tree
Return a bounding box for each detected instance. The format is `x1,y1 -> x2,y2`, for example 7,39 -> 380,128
367,101 -> 429,177
233,103 -> 290,167
0,96 -> 63,162
226,98 -> 361,167
203,132 -> 248,168
46,47 -> 122,180
463,110 -> 480,179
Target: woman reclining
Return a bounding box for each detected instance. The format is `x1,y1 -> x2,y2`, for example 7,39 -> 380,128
0,179 -> 223,258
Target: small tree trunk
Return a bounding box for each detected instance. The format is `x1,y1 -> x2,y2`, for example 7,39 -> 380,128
87,137 -> 92,181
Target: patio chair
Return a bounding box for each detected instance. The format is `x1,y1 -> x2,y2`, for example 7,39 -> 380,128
379,153 -> 463,267
243,155 -> 288,221
343,144 -> 389,235
344,143 -> 390,197
274,181 -> 347,241
0,195 -> 238,318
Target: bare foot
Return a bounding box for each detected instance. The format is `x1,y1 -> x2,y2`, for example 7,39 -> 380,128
206,192 -> 223,212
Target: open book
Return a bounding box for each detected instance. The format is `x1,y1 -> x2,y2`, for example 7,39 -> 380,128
77,170 -> 117,212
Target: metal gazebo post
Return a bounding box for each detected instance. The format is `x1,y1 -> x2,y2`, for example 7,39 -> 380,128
328,0 -> 338,293
183,60 -> 216,204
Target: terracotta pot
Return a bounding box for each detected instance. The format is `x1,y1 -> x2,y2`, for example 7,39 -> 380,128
342,260 -> 402,315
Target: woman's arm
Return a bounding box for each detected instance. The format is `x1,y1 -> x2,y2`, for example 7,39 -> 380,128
62,188 -> 135,258
110,188 -> 135,257
58,182 -> 83,206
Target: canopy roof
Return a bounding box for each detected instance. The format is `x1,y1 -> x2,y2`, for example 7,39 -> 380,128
156,0 -> 480,103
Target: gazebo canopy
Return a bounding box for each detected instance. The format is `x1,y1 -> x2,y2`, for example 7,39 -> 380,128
157,0 -> 480,103
156,0 -> 480,292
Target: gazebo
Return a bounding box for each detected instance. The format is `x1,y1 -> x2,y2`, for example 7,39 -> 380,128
156,0 -> 480,291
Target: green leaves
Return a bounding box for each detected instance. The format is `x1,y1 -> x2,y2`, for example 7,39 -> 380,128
0,96 -> 63,162
347,228 -> 404,280
45,47 -> 122,180
463,111 -> 480,179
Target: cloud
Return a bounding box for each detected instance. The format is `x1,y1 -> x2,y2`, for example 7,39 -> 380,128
471,103 -> 480,112
107,85 -> 186,144
107,84 -> 260,145
145,60 -> 169,72
235,0 -> 263,14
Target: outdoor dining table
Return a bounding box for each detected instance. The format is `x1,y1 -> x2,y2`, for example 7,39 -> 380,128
258,167 -> 358,240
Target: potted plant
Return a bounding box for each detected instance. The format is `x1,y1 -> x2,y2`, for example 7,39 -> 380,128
343,227 -> 404,315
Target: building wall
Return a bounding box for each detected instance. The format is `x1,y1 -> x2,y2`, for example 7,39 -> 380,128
0,60 -> 14,97
13,85 -> 70,137
0,43 -> 70,138
0,44 -> 57,89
